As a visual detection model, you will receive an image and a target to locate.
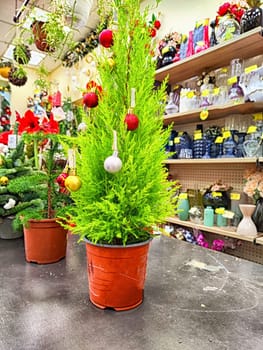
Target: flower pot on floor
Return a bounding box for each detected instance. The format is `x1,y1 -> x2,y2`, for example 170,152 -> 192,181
0,217 -> 23,239
23,218 -> 68,264
85,238 -> 152,311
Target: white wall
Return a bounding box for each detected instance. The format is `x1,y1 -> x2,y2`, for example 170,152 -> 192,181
141,0 -> 222,37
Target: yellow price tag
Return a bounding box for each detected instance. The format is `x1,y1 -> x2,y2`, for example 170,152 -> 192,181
228,76 -> 237,85
213,88 -> 220,95
223,131 -> 231,138
200,109 -> 209,120
174,137 -> 180,144
253,113 -> 263,121
230,193 -> 241,200
178,131 -> 183,136
201,89 -> 209,97
245,65 -> 258,74
247,125 -> 257,134
187,91 -> 195,99
215,207 -> 225,214
194,133 -> 202,140
212,191 -> 222,197
215,136 -> 223,144
179,193 -> 188,199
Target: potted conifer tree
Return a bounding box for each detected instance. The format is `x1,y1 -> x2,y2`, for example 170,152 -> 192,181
60,0 -> 178,311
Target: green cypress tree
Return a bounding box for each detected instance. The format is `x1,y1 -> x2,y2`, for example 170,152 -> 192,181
62,0 -> 178,245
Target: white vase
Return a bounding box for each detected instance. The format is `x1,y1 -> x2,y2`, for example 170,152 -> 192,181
236,204 -> 257,236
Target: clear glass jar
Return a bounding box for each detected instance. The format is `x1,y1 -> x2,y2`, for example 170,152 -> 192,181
216,15 -> 241,43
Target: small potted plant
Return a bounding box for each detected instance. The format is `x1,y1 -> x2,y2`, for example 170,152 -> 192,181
11,109 -> 72,264
59,0 -> 178,311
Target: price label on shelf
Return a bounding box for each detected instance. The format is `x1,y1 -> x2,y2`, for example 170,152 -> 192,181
230,193 -> 241,200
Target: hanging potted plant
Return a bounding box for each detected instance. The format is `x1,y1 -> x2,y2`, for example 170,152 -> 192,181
8,65 -> 28,87
59,0 -> 178,311
10,109 -> 73,264
31,0 -> 77,58
33,64 -> 51,94
12,39 -> 31,65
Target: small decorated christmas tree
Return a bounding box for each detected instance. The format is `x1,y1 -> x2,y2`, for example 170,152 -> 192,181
62,0 -> 177,245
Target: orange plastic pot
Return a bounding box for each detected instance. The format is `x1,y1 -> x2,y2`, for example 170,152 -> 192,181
85,239 -> 152,311
23,218 -> 68,264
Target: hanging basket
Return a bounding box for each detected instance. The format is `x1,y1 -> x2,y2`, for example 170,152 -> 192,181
31,21 -> 55,53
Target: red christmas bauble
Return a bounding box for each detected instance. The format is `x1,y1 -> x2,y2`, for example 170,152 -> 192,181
154,20 -> 161,30
99,29 -> 113,48
148,27 -> 157,38
124,113 -> 139,131
56,172 -> 68,187
83,92 -> 98,108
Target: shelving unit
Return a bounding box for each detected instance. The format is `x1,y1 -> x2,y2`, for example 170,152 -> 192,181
156,27 -> 263,85
157,27 -> 263,264
163,102 -> 263,126
165,157 -> 263,165
166,216 -> 263,245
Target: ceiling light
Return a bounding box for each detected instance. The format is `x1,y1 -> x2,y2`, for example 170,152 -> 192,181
3,45 -> 46,66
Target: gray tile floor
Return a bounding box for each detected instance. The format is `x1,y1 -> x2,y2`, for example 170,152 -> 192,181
1,234 -> 263,350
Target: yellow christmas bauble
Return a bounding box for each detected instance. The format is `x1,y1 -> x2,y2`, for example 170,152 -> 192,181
0,176 -> 9,185
64,175 -> 82,192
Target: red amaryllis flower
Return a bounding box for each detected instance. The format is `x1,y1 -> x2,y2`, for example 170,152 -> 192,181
18,110 -> 41,134
40,113 -> 59,134
217,2 -> 231,16
0,130 -> 13,145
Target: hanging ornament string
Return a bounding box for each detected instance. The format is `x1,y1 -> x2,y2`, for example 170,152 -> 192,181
125,87 -> 139,131
64,147 -> 82,192
112,129 -> 118,156
68,148 -> 76,170
130,87 -> 136,109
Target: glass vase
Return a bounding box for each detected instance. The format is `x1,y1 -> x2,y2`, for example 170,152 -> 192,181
252,198 -> 263,233
215,15 -> 241,43
236,204 -> 257,236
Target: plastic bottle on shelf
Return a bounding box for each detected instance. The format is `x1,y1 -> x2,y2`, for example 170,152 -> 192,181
204,206 -> 214,227
178,193 -> 190,221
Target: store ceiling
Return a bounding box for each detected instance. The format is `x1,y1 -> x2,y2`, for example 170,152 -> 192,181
0,0 -> 100,72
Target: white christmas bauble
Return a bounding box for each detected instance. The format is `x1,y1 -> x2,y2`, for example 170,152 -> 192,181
77,122 -> 87,132
104,155 -> 122,173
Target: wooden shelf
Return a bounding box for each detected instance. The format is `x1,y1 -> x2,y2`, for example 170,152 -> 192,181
163,102 -> 263,126
166,216 -> 263,245
155,27 -> 263,85
164,157 -> 262,165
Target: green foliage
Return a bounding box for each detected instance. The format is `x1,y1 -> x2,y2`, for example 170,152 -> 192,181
0,136 -> 71,234
61,0 -> 178,245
